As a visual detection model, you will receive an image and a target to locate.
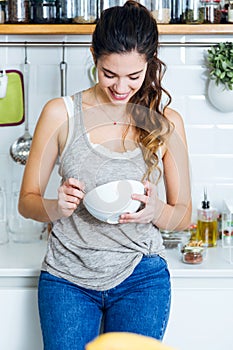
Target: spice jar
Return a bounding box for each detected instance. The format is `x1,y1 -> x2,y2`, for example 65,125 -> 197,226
201,0 -> 222,23
151,0 -> 171,24
7,0 -> 30,23
183,0 -> 205,24
30,0 -> 57,23
180,240 -> 206,265
182,249 -> 204,264
0,0 -> 7,23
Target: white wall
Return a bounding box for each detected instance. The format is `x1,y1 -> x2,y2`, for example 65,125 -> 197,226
0,33 -> 233,223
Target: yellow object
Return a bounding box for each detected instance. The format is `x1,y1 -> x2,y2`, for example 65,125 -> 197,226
0,70 -> 24,126
86,332 -> 176,350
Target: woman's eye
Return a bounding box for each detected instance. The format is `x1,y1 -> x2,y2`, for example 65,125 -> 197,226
129,76 -> 140,80
104,73 -> 115,79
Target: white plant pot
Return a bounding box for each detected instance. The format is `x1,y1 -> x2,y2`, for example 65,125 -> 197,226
207,79 -> 233,113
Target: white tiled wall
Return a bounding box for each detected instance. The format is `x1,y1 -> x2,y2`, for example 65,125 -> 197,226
0,33 -> 233,221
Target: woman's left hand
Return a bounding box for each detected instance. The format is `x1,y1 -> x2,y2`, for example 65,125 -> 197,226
119,181 -> 163,224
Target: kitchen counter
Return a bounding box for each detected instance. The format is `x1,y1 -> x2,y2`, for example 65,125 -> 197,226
1,240 -> 233,350
0,239 -> 232,280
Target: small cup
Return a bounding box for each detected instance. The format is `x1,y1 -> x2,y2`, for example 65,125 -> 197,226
0,70 -> 8,98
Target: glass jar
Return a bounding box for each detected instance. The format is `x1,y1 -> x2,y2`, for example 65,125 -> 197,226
98,0 -> 123,19
56,0 -> 77,23
0,0 -> 6,23
183,0 -> 205,24
228,0 -> 233,22
72,0 -> 97,23
182,249 -> 204,264
201,0 -> 222,23
7,0 -> 30,23
30,0 -> 57,23
180,242 -> 206,265
151,0 -> 171,24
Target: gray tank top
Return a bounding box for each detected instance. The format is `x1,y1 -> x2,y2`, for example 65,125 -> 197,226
41,91 -> 166,291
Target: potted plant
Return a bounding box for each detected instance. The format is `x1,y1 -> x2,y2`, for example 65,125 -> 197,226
206,42 -> 233,113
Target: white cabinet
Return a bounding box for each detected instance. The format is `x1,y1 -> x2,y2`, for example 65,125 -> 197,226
0,288 -> 43,350
164,277 -> 233,350
0,242 -> 46,350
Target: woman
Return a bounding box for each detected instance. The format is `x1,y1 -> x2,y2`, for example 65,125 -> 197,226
19,1 -> 192,349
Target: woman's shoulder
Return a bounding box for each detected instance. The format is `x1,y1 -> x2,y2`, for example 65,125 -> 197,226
34,97 -> 69,142
40,97 -> 67,122
164,107 -> 188,149
164,107 -> 184,129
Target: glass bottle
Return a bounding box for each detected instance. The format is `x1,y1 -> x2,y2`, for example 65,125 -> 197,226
30,0 -> 57,23
183,0 -> 205,23
170,0 -> 184,23
7,0 -> 30,23
228,0 -> 233,22
0,187 -> 8,245
151,0 -> 171,24
0,0 -> 6,23
98,0 -> 123,18
201,0 -> 222,23
196,189 -> 218,247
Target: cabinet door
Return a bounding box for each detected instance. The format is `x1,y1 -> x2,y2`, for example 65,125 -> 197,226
0,289 -> 43,350
164,288 -> 233,350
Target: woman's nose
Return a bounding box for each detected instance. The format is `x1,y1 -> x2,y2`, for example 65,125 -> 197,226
113,78 -> 128,93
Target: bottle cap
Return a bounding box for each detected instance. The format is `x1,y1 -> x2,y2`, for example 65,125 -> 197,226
202,188 -> 210,209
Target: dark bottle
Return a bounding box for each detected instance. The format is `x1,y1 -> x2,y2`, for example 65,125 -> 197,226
30,0 -> 57,23
0,0 -> 7,23
170,0 -> 183,23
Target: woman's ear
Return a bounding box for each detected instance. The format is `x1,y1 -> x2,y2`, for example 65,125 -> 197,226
90,47 -> 97,65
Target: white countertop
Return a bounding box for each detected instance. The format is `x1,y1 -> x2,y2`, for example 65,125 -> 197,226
0,240 -> 233,279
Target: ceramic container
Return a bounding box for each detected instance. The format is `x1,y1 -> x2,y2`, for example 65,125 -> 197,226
83,179 -> 144,224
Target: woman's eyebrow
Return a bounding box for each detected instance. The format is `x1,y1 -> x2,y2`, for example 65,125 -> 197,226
102,67 -> 144,76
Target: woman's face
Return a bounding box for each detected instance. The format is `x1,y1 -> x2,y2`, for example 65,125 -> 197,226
96,51 -> 148,104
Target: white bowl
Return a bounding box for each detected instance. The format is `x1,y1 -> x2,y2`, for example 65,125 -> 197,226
83,180 -> 144,224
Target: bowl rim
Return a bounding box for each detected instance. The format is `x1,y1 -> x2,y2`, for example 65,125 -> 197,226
83,179 -> 144,215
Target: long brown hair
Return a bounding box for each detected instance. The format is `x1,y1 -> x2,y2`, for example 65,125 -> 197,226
92,0 -> 173,182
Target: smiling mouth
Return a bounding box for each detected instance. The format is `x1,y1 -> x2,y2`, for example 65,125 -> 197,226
109,88 -> 130,101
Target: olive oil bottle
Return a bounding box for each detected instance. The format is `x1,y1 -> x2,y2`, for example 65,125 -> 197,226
197,189 -> 218,247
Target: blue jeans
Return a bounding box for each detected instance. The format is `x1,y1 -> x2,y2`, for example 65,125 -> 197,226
38,254 -> 171,350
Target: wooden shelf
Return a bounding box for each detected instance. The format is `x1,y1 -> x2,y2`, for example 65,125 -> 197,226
0,24 -> 232,35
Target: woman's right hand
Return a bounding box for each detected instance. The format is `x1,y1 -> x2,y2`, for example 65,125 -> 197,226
57,178 -> 85,218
